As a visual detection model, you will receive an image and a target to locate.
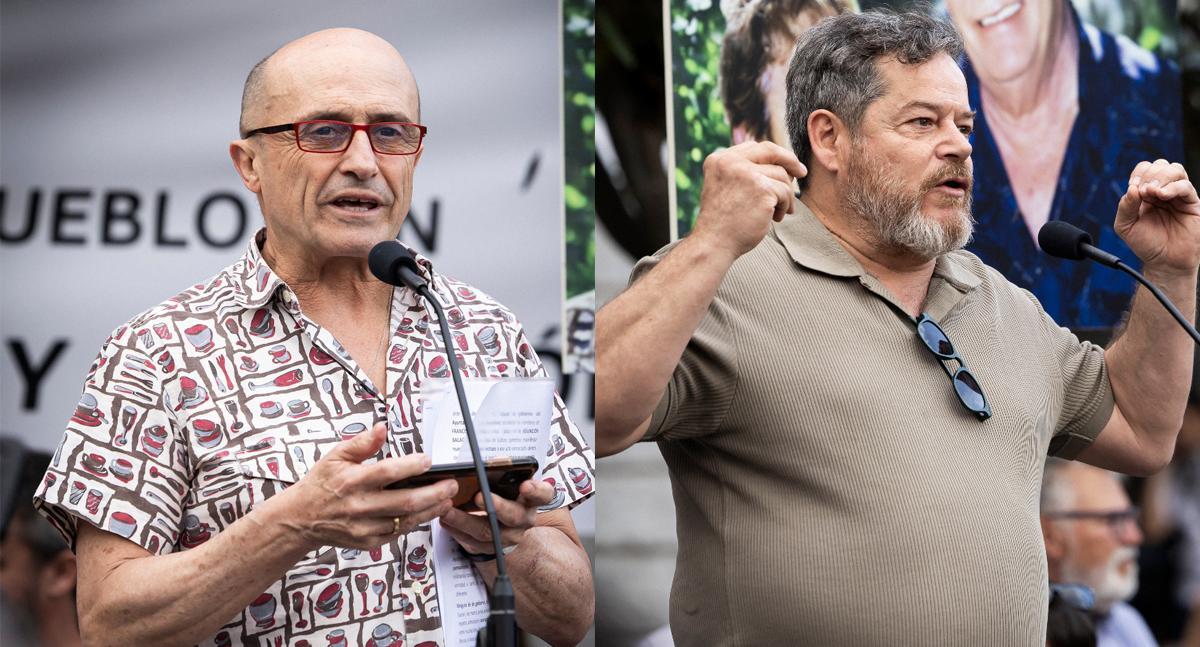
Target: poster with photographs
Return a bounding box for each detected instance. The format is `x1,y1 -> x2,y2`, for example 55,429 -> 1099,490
666,0 -> 1181,332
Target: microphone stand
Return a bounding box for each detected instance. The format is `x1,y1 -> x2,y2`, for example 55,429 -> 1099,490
368,241 -> 516,646
416,285 -> 517,647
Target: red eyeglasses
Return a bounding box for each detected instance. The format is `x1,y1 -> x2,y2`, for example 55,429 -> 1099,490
245,120 -> 426,155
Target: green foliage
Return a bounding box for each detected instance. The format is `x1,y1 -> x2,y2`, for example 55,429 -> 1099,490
1074,0 -> 1177,58
670,0 -> 731,237
1138,25 -> 1161,52
564,0 -> 596,298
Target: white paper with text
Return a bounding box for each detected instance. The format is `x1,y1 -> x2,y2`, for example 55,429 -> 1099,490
424,378 -> 555,466
431,521 -> 491,646
423,378 -> 556,646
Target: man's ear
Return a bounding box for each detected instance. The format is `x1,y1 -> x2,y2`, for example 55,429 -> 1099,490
1041,515 -> 1066,563
806,109 -> 848,177
229,139 -> 262,194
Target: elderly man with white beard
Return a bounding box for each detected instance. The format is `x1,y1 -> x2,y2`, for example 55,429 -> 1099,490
1042,459 -> 1157,646
595,9 -> 1198,646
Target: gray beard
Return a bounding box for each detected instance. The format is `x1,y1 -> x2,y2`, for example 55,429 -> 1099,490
844,150 -> 975,260
1059,546 -> 1140,614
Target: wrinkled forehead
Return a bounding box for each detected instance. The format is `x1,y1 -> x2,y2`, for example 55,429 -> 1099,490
872,53 -> 972,118
262,44 -> 419,124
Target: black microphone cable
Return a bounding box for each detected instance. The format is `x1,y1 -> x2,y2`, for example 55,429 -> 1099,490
368,240 -> 517,647
1038,220 -> 1200,345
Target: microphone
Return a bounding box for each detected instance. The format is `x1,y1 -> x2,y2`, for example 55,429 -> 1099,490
368,240 -> 517,647
1037,221 -> 1200,345
1038,221 -> 1121,268
368,240 -> 428,291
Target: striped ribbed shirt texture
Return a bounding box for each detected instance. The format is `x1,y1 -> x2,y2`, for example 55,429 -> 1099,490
631,206 -> 1114,646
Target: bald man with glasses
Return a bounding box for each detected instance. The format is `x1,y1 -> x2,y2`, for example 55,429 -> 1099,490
33,28 -> 594,646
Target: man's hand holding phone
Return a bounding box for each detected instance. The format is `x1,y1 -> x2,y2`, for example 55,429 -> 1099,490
275,422 -> 457,550
386,453 -> 550,559
437,479 -> 557,560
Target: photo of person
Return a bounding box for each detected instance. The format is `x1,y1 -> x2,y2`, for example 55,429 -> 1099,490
946,0 -> 1182,330
672,0 -> 1180,331
720,0 -> 854,147
670,0 -> 856,236
1,3 -> 597,645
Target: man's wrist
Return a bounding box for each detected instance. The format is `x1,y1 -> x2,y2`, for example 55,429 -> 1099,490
679,227 -> 743,271
251,484 -> 319,557
1142,262 -> 1199,285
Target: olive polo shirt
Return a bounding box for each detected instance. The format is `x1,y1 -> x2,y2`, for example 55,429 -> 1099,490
633,205 -> 1114,646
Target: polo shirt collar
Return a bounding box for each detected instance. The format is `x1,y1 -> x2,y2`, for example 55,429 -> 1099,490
772,203 -> 863,278
230,228 -> 437,310
933,249 -> 982,292
772,202 -> 981,292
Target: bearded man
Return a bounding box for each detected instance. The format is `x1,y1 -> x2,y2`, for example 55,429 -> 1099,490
595,10 -> 1198,646
1041,459 -> 1157,646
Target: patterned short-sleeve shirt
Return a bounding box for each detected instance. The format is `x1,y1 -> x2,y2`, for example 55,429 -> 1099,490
33,230 -> 596,647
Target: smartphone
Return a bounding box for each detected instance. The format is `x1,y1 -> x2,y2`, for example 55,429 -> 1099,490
386,456 -> 539,511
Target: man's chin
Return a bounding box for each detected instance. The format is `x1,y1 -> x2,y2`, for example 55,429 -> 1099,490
332,237 -> 394,261
928,206 -> 974,245
318,221 -> 405,257
882,211 -> 973,260
1092,561 -> 1139,614
920,194 -> 971,221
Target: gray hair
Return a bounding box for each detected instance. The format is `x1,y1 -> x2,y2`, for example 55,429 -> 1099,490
239,49 -> 278,138
784,9 -> 962,189
1041,458 -> 1076,513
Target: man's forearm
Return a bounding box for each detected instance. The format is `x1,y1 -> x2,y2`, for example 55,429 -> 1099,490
78,488 -> 312,646
471,526 -> 593,646
595,233 -> 737,453
1106,266 -> 1198,461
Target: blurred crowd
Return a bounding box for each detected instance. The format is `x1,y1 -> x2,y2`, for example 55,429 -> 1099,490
0,437 -> 81,646
1126,387 -> 1200,646
1041,383 -> 1200,647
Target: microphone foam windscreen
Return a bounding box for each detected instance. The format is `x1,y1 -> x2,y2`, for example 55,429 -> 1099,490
368,240 -> 407,284
1037,221 -> 1092,261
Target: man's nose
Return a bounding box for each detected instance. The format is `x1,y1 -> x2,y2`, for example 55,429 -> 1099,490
1117,517 -> 1143,545
937,123 -> 972,162
338,130 -> 379,179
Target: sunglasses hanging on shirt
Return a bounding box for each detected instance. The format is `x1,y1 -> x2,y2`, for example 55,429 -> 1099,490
914,313 -> 992,421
